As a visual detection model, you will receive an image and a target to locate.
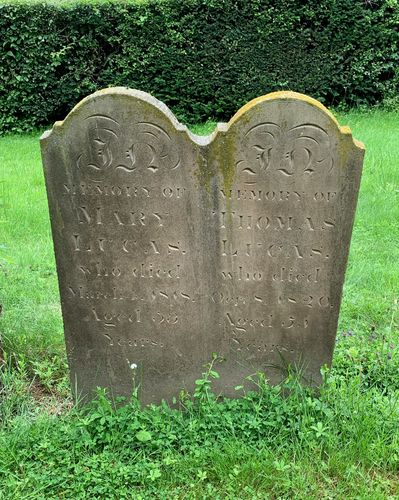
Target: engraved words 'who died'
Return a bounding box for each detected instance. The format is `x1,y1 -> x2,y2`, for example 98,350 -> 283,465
41,88 -> 365,404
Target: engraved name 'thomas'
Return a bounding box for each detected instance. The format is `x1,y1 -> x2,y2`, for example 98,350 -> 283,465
212,212 -> 335,231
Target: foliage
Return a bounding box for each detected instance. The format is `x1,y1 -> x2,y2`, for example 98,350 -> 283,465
0,0 -> 398,133
1,368 -> 399,497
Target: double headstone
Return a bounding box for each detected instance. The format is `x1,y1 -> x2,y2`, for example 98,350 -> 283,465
41,89 -> 364,404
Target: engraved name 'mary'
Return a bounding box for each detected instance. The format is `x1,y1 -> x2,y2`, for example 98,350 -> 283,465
41,89 -> 364,404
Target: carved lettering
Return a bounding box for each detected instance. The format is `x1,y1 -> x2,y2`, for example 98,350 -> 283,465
73,234 -> 107,252
132,264 -> 181,279
92,308 -> 142,327
152,312 -> 179,325
220,189 -> 304,202
221,267 -> 263,281
162,187 -> 186,198
278,295 -> 332,308
272,267 -> 320,283
231,339 -> 295,354
212,211 -> 336,231
103,333 -> 164,348
77,206 -> 102,225
64,183 -> 151,198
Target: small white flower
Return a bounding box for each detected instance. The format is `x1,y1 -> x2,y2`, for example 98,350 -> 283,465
130,363 -> 137,370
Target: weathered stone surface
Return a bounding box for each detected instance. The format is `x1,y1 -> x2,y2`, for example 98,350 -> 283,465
41,88 -> 364,404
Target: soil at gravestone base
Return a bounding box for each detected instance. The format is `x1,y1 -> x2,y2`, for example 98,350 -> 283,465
0,302 -> 71,414
29,380 -> 73,415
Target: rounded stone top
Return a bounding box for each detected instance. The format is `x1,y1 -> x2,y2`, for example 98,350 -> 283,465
41,87 -> 365,152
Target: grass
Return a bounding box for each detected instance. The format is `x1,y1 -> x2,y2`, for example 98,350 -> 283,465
0,109 -> 398,497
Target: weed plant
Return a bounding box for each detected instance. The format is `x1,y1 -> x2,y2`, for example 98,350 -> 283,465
1,365 -> 399,497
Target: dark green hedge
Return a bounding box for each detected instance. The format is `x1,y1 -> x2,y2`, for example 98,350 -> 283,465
0,0 -> 398,132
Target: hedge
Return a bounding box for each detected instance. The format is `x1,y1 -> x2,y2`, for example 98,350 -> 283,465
0,0 -> 398,132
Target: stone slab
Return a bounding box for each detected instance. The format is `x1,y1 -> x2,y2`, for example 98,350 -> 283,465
41,88 -> 365,404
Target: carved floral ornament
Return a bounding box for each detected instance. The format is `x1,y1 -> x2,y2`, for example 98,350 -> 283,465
77,115 -> 180,174
77,114 -> 333,180
239,122 -> 333,180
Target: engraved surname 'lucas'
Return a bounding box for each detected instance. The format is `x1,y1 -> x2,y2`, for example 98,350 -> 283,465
72,234 -> 186,256
221,241 -> 330,259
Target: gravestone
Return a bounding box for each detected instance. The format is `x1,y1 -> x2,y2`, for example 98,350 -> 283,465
41,88 -> 364,404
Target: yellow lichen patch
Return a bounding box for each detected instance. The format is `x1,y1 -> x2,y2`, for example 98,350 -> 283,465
218,133 -> 237,196
340,125 -> 365,150
228,91 -> 340,128
194,146 -> 214,193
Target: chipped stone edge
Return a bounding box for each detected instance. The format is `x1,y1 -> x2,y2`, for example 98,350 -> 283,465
40,87 -> 365,152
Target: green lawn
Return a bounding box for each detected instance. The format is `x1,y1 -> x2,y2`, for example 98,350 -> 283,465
0,110 -> 398,498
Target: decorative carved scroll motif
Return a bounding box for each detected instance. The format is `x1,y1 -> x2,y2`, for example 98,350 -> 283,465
77,116 -> 180,175
77,115 -> 121,172
239,122 -> 333,181
119,122 -> 180,174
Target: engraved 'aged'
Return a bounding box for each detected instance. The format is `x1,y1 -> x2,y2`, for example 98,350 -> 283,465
41,88 -> 365,404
